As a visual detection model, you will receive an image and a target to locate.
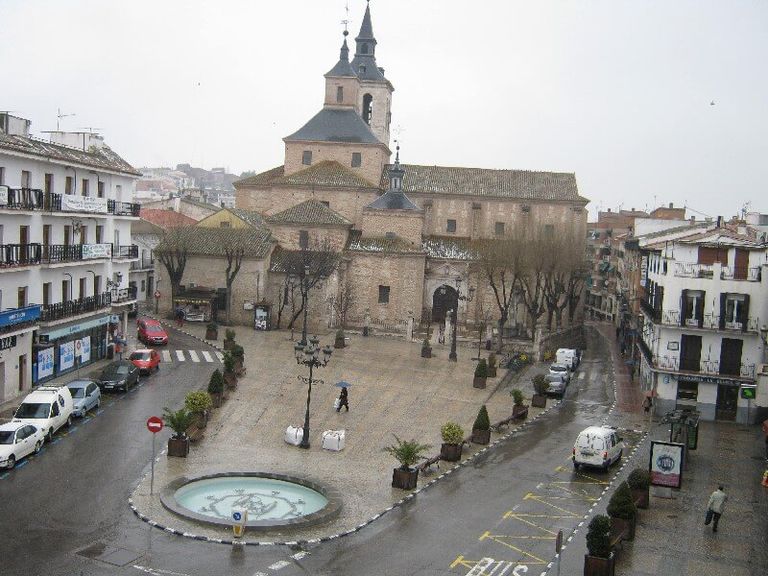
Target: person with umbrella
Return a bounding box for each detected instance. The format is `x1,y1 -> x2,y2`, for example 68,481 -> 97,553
336,381 -> 350,412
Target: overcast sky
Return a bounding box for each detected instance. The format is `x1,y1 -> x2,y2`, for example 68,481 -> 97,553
3,0 -> 767,220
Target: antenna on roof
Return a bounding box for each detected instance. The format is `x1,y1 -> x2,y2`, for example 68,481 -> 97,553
56,108 -> 76,131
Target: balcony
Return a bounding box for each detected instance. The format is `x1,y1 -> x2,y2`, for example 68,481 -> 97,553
0,304 -> 42,334
0,187 -> 63,211
130,257 -> 154,271
1,243 -> 138,267
39,292 -> 112,323
639,298 -> 661,323
660,309 -> 760,333
108,199 -> 141,217
112,286 -> 138,304
674,262 -> 714,278
113,245 -> 139,259
654,355 -> 756,379
720,266 -> 762,282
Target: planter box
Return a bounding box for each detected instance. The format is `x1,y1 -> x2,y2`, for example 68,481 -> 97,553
583,552 -> 615,576
611,515 -> 636,541
632,487 -> 650,509
531,394 -> 547,408
223,339 -> 235,351
392,467 -> 418,490
205,328 -> 218,340
473,376 -> 487,389
440,442 -> 463,462
472,428 -> 491,445
421,347 -> 432,358
224,372 -> 238,390
487,366 -> 497,378
211,392 -> 223,408
167,437 -> 190,458
512,405 -> 529,419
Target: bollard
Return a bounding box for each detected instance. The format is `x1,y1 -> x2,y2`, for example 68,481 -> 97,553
762,470 -> 768,488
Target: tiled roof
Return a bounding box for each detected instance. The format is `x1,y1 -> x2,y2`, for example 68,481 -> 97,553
233,165 -> 285,187
267,199 -> 351,226
139,209 -> 198,228
422,236 -> 475,260
678,228 -> 763,247
0,133 -> 140,176
229,207 -> 266,228
365,190 -> 420,211
235,161 -> 378,189
284,108 -> 382,144
346,230 -> 424,254
154,226 -> 274,259
637,222 -> 709,241
381,164 -> 584,202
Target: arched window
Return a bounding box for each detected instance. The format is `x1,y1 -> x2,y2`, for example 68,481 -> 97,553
362,93 -> 373,125
336,86 -> 343,103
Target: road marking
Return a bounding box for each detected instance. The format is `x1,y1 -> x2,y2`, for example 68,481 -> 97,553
291,551 -> 310,560
132,565 -> 192,576
215,352 -> 224,362
189,350 -> 200,362
162,350 -> 172,362
201,351 -> 213,362
175,350 -> 185,361
268,560 -> 291,570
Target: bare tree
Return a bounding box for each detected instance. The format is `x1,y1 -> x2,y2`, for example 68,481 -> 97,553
541,236 -> 573,331
517,236 -> 548,341
153,226 -> 196,303
330,274 -> 356,330
220,229 -> 253,325
566,260 -> 588,325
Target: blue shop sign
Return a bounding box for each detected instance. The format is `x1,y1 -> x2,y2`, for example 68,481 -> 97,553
0,305 -> 41,329
40,315 -> 111,341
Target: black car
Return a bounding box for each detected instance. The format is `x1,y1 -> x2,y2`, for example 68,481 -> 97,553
96,360 -> 140,392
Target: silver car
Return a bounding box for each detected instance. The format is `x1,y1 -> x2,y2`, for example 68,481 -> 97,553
66,379 -> 101,417
545,373 -> 567,397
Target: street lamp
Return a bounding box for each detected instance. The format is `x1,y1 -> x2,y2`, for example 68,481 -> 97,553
300,264 -> 311,346
294,335 -> 333,449
449,277 -> 475,362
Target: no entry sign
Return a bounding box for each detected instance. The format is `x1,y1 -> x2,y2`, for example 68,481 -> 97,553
146,416 -> 164,433
154,290 -> 161,299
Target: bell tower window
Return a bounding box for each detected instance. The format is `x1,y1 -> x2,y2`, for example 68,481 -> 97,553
361,43 -> 369,54
351,152 -> 362,167
336,86 -> 343,103
302,151 -> 312,165
362,93 -> 373,125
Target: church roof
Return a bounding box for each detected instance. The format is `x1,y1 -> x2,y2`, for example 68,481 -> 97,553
325,37 -> 356,78
382,164 -> 585,202
229,207 -> 266,228
346,230 -> 424,254
365,190 -> 420,211
267,199 -> 351,226
233,166 -> 285,187
235,161 -> 379,189
154,226 -> 274,259
351,2 -> 387,83
284,108 -> 381,144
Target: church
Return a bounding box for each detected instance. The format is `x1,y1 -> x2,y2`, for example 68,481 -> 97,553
162,2 -> 588,338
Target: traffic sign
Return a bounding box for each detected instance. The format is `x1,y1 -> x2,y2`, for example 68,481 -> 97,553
740,385 -> 757,400
154,290 -> 161,299
146,416 -> 164,433
555,529 -> 563,554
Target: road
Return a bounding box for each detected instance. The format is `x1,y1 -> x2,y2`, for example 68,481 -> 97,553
0,326 -> 631,576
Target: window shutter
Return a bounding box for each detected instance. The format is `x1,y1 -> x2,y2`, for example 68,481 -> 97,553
740,294 -> 750,332
696,292 -> 704,328
719,293 -> 727,330
679,289 -> 687,326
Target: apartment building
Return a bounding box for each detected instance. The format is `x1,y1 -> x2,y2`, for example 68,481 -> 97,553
0,113 -> 140,402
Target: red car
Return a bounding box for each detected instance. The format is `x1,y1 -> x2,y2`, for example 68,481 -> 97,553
137,318 -> 169,346
129,349 -> 161,375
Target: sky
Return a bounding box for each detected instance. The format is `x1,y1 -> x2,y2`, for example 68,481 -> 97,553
2,0 -> 767,221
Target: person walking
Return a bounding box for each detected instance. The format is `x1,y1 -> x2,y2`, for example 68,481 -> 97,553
175,306 -> 185,328
704,485 -> 727,532
336,387 -> 349,412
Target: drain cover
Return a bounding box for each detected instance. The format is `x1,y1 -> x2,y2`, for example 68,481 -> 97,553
76,542 -> 142,566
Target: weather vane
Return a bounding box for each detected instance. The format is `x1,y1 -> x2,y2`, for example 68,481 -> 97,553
341,1 -> 350,35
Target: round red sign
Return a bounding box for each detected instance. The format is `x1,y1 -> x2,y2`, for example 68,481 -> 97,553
154,290 -> 161,299
146,416 -> 164,433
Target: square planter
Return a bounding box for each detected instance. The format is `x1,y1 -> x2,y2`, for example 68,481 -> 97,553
473,376 -> 487,389
531,394 -> 547,408
205,328 -> 218,340
421,347 -> 432,358
392,467 -> 419,490
610,515 -> 636,541
223,339 -> 235,351
334,337 -> 346,349
167,437 -> 190,458
583,552 -> 615,576
632,487 -> 650,509
224,372 -> 238,390
512,405 -> 529,419
440,443 -> 463,462
487,366 -> 497,378
472,428 -> 491,445
211,393 -> 223,408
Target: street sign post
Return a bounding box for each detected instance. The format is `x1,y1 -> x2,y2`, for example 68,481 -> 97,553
146,416 -> 164,495
154,290 -> 161,314
555,529 -> 563,576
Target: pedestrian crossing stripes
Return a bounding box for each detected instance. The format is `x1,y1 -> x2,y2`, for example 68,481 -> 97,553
161,350 -> 223,363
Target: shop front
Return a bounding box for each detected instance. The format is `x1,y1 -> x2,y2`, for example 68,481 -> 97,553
174,288 -> 218,323
34,315 -> 111,384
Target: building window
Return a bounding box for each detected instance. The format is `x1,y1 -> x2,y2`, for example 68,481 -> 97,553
681,289 -> 704,328
141,279 -> 146,292
21,170 -> 31,188
42,283 -> 51,307
45,173 -> 53,194
495,222 -> 505,236
17,286 -> 27,308
81,179 -> 89,196
299,230 -> 309,249
336,86 -> 343,103
97,181 -> 104,198
378,285 -> 390,304
116,184 -> 122,197
65,176 -> 74,195
351,152 -> 362,167
521,204 -> 531,213
0,167 -> 5,185
302,151 -> 312,165
385,231 -> 396,239
96,225 -> 104,243
362,93 -> 373,124
220,221 -> 231,228
79,278 -> 87,299
721,293 -> 749,330
320,200 -> 330,207
446,219 -> 457,233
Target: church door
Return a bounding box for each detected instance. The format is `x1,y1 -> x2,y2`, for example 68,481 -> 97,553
432,285 -> 458,323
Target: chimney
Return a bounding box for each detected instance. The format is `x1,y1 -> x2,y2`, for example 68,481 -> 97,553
716,216 -> 723,227
0,113 -> 31,137
48,131 -> 105,151
690,216 -> 695,224
669,202 -> 674,209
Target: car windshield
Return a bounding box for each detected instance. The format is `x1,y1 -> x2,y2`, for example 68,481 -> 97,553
130,352 -> 150,360
145,325 -> 164,333
15,403 -> 50,418
68,387 -> 86,398
551,365 -> 567,372
0,431 -> 14,444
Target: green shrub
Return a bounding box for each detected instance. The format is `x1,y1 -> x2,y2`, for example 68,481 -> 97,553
224,328 -> 236,341
441,422 -> 464,444
607,481 -> 637,519
627,468 -> 651,490
231,344 -> 244,360
383,435 -> 432,470
474,358 -> 488,378
532,373 -> 548,395
223,351 -> 236,373
185,391 -> 212,415
422,338 -> 431,348
473,405 -> 490,431
162,407 -> 194,439
336,329 -> 345,338
511,388 -> 524,406
586,514 -> 612,558
488,353 -> 497,368
207,369 -> 224,394
206,322 -> 218,331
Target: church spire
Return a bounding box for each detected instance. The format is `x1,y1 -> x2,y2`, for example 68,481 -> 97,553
325,30 -> 356,78
351,0 -> 386,82
388,142 -> 404,191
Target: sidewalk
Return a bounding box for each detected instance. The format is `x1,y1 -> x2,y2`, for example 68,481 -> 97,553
557,323 -> 768,576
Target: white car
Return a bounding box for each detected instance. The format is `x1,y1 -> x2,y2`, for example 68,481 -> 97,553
572,426 -> 624,470
0,422 -> 45,469
13,385 -> 74,442
549,363 -> 571,384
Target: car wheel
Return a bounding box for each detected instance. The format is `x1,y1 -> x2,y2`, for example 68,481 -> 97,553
7,455 -> 15,469
616,449 -> 623,463
95,398 -> 101,409
34,441 -> 42,454
46,428 -> 53,442
66,415 -> 73,428
573,461 -> 580,470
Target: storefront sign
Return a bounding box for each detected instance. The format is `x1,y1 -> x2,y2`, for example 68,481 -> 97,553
82,243 -> 112,259
672,373 -> 748,386
0,305 -> 41,329
0,335 -> 18,350
41,315 -> 110,341
61,195 -> 108,213
60,341 -> 75,371
649,440 -> 685,489
37,347 -> 54,379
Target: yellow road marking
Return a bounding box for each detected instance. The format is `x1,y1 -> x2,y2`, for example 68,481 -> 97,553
478,531 -> 547,564
523,493 -> 582,516
450,555 -> 473,569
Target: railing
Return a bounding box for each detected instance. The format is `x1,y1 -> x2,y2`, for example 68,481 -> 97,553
369,318 -> 408,333
114,244 -> 139,259
39,292 -> 112,322
42,244 -> 84,264
0,243 -> 42,266
130,257 -> 154,271
111,286 -> 138,303
655,355 -> 755,379
662,310 -> 680,325
0,187 -> 62,211
674,262 -> 714,278
720,266 -> 762,282
639,298 -> 661,323
108,199 -> 141,217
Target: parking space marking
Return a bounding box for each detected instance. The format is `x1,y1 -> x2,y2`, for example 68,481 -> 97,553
268,560 -> 291,570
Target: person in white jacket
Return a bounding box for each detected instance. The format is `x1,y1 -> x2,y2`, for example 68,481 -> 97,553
705,485 -> 727,532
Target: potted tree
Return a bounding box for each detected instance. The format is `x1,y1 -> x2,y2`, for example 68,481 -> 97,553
223,352 -> 238,389
531,373 -> 548,408
421,338 -> 432,358
511,388 -> 528,419
163,407 -> 194,458
205,322 -> 218,340
231,344 -> 245,376
471,405 -> 491,445
440,421 -> 465,462
185,390 -> 213,429
383,435 -> 431,490
584,514 -> 615,576
627,468 -> 651,509
334,329 -> 346,349
207,369 -> 225,408
223,328 -> 236,351
487,353 -> 497,378
607,480 -> 637,541
473,359 -> 488,389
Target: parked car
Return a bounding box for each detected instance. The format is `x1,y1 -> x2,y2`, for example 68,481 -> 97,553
556,348 -> 578,370
549,363 -> 571,384
129,348 -> 161,375
0,422 -> 45,469
66,379 -> 102,417
13,385 -> 74,441
572,426 -> 624,470
544,373 -> 568,397
96,360 -> 140,392
137,317 -> 169,346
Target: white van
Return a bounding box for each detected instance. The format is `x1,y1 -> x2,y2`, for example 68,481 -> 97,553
13,386 -> 74,442
556,348 -> 578,370
572,426 -> 624,470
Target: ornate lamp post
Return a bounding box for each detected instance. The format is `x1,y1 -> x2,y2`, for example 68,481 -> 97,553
449,277 -> 475,362
300,264 -> 310,346
294,335 -> 333,449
